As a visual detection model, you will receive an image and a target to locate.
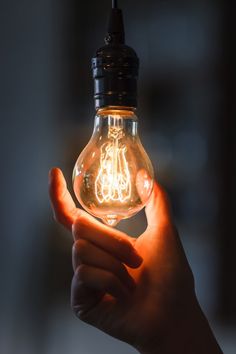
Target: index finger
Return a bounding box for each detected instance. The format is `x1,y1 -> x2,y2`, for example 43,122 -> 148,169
72,215 -> 143,268
49,167 -> 143,268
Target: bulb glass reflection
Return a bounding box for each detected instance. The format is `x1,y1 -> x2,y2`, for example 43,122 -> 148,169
73,108 -> 154,227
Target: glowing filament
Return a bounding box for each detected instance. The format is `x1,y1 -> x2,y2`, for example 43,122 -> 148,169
95,133 -> 131,203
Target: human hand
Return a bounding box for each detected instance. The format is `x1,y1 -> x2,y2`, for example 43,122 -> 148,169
49,168 -> 222,354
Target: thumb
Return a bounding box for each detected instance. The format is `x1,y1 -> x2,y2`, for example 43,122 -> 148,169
145,181 -> 173,228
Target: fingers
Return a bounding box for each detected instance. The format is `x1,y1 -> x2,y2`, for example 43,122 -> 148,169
48,167 -> 98,231
76,265 -> 130,299
49,167 -> 142,267
72,239 -> 136,291
145,181 -> 173,228
71,265 -> 131,317
71,220 -> 139,314
72,215 -> 143,268
71,272 -> 104,319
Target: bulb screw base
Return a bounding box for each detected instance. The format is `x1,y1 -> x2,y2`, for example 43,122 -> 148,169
92,6 -> 139,110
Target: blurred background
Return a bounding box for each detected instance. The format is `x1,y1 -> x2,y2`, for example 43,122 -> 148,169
0,0 -> 235,353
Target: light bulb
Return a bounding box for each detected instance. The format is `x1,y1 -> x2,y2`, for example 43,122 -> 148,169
72,2 -> 155,226
73,108 -> 154,227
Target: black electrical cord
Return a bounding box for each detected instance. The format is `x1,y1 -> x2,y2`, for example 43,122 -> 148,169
112,0 -> 118,9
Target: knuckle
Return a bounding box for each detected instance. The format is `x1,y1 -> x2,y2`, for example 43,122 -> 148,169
77,213 -> 88,225
72,222 -> 80,239
74,264 -> 87,282
53,210 -> 67,228
75,309 -> 86,321
72,304 -> 83,319
73,306 -> 90,323
72,214 -> 88,239
74,213 -> 87,228
73,239 -> 89,259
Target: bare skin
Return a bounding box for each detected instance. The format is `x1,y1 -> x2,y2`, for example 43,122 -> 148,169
49,167 -> 223,354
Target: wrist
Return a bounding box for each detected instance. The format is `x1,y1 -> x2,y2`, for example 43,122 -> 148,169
138,296 -> 223,354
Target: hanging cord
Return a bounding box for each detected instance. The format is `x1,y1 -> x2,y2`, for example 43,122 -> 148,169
112,0 -> 118,9
106,0 -> 124,44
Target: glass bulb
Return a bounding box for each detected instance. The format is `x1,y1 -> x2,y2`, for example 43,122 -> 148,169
73,108 -> 154,227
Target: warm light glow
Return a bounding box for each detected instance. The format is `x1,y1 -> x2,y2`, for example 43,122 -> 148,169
95,127 -> 131,203
73,109 -> 154,227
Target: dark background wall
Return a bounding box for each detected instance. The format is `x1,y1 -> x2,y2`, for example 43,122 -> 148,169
0,0 -> 235,353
